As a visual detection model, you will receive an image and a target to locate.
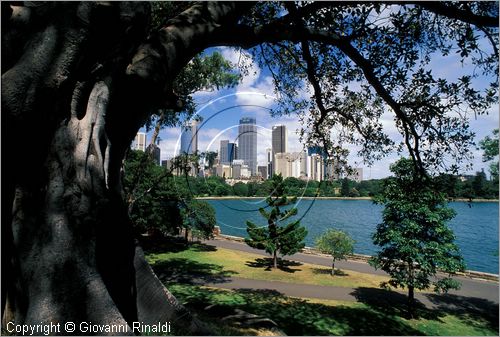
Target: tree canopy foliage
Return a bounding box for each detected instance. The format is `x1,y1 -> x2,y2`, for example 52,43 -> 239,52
245,174 -> 308,268
233,2 -> 499,176
2,1 -> 498,332
479,128 -> 499,181
315,229 -> 355,276
370,158 -> 466,318
123,150 -> 216,239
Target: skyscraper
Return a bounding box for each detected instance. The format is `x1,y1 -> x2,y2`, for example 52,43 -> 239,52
272,125 -> 287,174
132,132 -> 147,151
272,125 -> 287,155
219,140 -> 229,164
238,117 -> 257,175
151,143 -> 161,165
266,148 -> 272,179
180,120 -> 198,154
227,142 -> 237,163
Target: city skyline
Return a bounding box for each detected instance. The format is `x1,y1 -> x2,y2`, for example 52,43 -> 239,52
149,46 -> 498,180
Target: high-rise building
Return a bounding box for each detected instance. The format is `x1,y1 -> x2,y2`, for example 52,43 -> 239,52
216,164 -> 231,178
132,132 -> 147,151
309,154 -> 324,182
238,117 -> 257,175
300,150 -> 308,178
151,143 -> 161,165
257,165 -> 268,179
272,125 -> 287,174
348,168 -> 363,183
219,140 -> 229,164
231,159 -> 250,179
180,120 -> 198,154
274,152 -> 302,179
228,142 -> 237,163
266,148 -> 272,179
272,125 -> 287,155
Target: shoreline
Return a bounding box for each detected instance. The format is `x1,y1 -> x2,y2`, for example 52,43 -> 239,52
215,233 -> 499,282
196,196 -> 499,202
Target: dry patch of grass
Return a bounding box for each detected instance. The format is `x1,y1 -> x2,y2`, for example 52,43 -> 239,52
146,242 -> 389,289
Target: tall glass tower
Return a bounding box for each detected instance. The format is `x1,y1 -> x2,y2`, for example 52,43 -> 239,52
238,117 -> 257,175
219,140 -> 229,164
227,142 -> 237,163
272,125 -> 287,174
180,120 -> 198,154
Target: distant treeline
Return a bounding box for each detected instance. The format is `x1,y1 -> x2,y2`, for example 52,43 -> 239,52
173,171 -> 499,200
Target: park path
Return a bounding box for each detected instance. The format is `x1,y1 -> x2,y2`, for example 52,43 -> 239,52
202,237 -> 499,307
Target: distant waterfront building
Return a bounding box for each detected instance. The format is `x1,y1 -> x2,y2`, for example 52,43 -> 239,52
324,160 -> 336,180
238,117 -> 257,175
161,159 -> 170,168
180,120 -> 198,154
300,150 -> 308,178
257,165 -> 268,179
309,154 -> 324,182
266,148 -> 273,179
272,125 -> 287,174
132,132 -> 147,151
348,168 -> 363,183
162,158 -> 181,176
232,159 -> 250,179
150,143 -> 161,165
274,152 -> 302,179
219,140 -> 229,164
308,145 -> 325,157
216,164 -> 232,178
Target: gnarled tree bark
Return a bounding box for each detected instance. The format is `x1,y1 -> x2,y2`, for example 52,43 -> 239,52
2,2 -> 246,334
3,1 -> 497,334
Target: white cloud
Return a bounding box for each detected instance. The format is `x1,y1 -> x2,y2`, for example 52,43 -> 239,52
159,138 -> 180,160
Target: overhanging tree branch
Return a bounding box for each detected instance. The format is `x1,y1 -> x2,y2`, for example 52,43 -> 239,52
414,1 -> 499,28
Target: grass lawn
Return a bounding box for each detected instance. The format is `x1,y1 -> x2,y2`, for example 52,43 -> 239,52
143,240 -> 498,336
169,284 -> 499,336
146,241 -> 390,288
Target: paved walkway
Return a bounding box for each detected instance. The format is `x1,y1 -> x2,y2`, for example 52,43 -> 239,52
203,238 -> 499,307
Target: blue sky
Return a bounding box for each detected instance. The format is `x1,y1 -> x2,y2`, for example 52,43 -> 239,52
151,46 -> 498,180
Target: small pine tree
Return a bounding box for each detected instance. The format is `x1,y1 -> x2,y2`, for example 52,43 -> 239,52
315,229 -> 354,276
245,174 -> 308,269
370,158 -> 465,318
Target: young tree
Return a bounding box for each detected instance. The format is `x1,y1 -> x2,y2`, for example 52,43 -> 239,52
181,200 -> 217,242
315,229 -> 355,276
479,129 -> 499,181
2,1 -> 497,330
370,158 -> 466,318
124,150 -> 180,235
233,182 -> 249,196
245,174 -> 308,268
341,178 -> 351,197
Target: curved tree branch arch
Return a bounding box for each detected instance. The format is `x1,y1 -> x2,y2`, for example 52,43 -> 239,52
2,1 -> 498,333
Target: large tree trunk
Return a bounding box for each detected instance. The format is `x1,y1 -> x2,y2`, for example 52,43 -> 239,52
1,2 -> 247,333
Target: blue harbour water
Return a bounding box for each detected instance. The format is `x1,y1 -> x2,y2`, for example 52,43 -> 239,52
206,198 -> 499,274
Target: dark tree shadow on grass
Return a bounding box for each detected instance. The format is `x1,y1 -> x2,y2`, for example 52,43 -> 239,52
245,258 -> 302,273
140,235 -> 217,254
425,293 -> 499,333
312,267 -> 348,277
171,285 -> 424,335
151,258 -> 236,285
351,287 -> 434,320
352,287 -> 499,334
